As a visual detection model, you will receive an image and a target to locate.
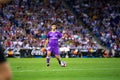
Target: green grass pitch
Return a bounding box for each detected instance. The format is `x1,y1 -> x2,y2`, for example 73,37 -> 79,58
8,58 -> 120,80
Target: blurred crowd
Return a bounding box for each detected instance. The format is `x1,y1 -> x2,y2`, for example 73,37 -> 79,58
0,0 -> 98,50
66,0 -> 120,51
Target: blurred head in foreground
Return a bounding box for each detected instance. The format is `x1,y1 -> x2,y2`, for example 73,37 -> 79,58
0,44 -> 12,80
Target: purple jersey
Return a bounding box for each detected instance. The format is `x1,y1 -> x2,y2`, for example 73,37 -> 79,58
47,31 -> 62,47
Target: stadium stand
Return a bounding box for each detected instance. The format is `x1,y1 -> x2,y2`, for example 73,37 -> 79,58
65,0 -> 120,57
66,0 -> 120,50
0,0 -> 119,58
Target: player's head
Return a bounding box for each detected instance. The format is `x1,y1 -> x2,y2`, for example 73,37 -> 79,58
51,24 -> 56,31
0,44 -> 12,80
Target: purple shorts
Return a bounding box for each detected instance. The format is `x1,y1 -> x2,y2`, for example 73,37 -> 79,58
47,46 -> 60,55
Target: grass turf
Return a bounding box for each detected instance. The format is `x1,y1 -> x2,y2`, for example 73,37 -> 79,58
8,58 -> 120,80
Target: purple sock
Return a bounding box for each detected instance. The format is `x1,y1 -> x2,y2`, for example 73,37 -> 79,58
46,57 -> 50,64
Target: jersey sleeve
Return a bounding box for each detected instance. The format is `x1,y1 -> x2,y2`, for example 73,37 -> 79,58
58,32 -> 62,39
47,32 -> 50,39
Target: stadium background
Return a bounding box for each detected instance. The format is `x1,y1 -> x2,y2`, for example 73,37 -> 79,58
0,0 -> 120,80
0,0 -> 119,58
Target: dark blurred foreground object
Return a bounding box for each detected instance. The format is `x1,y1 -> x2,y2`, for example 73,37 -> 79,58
0,0 -> 11,4
0,43 -> 12,80
0,44 -> 6,63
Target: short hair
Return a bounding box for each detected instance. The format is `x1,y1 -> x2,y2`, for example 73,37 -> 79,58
51,22 -> 57,26
0,44 -> 6,64
51,24 -> 56,27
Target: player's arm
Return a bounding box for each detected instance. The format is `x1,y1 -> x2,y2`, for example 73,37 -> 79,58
57,32 -> 66,39
44,32 -> 50,48
62,34 -> 67,39
44,38 -> 49,48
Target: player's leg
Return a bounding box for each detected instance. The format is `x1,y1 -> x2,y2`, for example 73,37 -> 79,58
46,49 -> 52,66
55,55 -> 61,65
46,51 -> 51,66
46,47 -> 52,66
53,47 -> 61,65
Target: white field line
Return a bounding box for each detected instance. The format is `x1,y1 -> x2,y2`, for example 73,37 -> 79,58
12,68 -> 120,73
9,61 -> 118,63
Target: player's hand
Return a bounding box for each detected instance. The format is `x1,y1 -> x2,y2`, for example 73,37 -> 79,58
41,47 -> 46,53
44,46 -> 47,49
62,34 -> 67,39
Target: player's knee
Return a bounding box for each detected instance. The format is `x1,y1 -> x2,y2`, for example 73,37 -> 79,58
47,52 -> 51,57
47,55 -> 51,57
55,55 -> 59,59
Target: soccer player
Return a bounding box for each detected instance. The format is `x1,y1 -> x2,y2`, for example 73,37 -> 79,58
44,24 -> 65,67
0,44 -> 12,80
